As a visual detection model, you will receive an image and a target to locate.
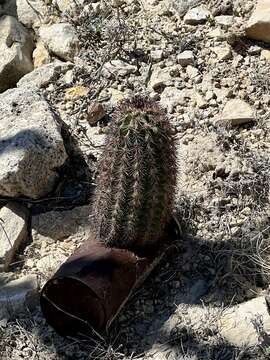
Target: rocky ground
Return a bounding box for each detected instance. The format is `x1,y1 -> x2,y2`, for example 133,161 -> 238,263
0,0 -> 270,359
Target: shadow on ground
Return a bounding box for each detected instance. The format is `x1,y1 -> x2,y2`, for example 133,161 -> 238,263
5,232 -> 266,360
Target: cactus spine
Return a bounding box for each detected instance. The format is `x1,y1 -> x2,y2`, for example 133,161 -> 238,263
92,95 -> 177,249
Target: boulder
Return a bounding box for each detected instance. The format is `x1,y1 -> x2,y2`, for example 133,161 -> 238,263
17,0 -> 47,28
246,0 -> 270,43
0,275 -> 38,320
0,203 -> 29,271
0,15 -> 34,92
39,23 -> 79,61
0,87 -> 67,198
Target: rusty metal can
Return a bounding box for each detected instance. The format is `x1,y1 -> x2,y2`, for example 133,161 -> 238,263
40,220 -> 180,335
40,222 -> 179,336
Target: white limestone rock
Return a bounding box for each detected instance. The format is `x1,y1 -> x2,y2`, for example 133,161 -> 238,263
39,23 -> 80,61
0,203 -> 29,271
0,87 -> 67,198
0,16 -> 34,92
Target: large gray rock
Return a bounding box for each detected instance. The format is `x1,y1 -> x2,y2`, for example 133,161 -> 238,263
18,60 -> 74,89
0,15 -> 34,92
0,203 -> 29,272
0,87 -> 67,198
246,0 -> 270,44
39,23 -> 79,61
0,275 -> 38,320
17,0 -> 47,28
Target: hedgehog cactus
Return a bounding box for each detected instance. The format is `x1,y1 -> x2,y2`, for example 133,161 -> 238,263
92,95 -> 177,250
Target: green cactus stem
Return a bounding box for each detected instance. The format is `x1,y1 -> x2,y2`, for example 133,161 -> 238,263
92,95 -> 177,249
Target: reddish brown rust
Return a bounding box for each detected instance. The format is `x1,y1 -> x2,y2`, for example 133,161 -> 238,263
40,237 -> 165,335
40,222 -> 179,336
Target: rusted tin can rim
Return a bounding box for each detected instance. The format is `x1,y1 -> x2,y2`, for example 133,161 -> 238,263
41,276 -> 107,335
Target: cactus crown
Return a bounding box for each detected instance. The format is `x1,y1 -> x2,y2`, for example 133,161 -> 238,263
92,95 -> 177,250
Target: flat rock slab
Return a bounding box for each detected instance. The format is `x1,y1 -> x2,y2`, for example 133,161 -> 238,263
0,87 -> 67,198
246,0 -> 270,43
0,203 -> 29,271
215,15 -> 234,28
218,296 -> 270,347
177,50 -> 194,66
217,99 -> 255,126
18,60 -> 74,89
0,275 -> 38,320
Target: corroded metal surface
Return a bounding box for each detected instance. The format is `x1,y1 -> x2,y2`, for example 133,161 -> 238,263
40,222 -> 179,336
40,236 -> 159,335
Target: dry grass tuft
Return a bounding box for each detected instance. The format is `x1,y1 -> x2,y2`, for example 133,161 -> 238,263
217,226 -> 270,288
